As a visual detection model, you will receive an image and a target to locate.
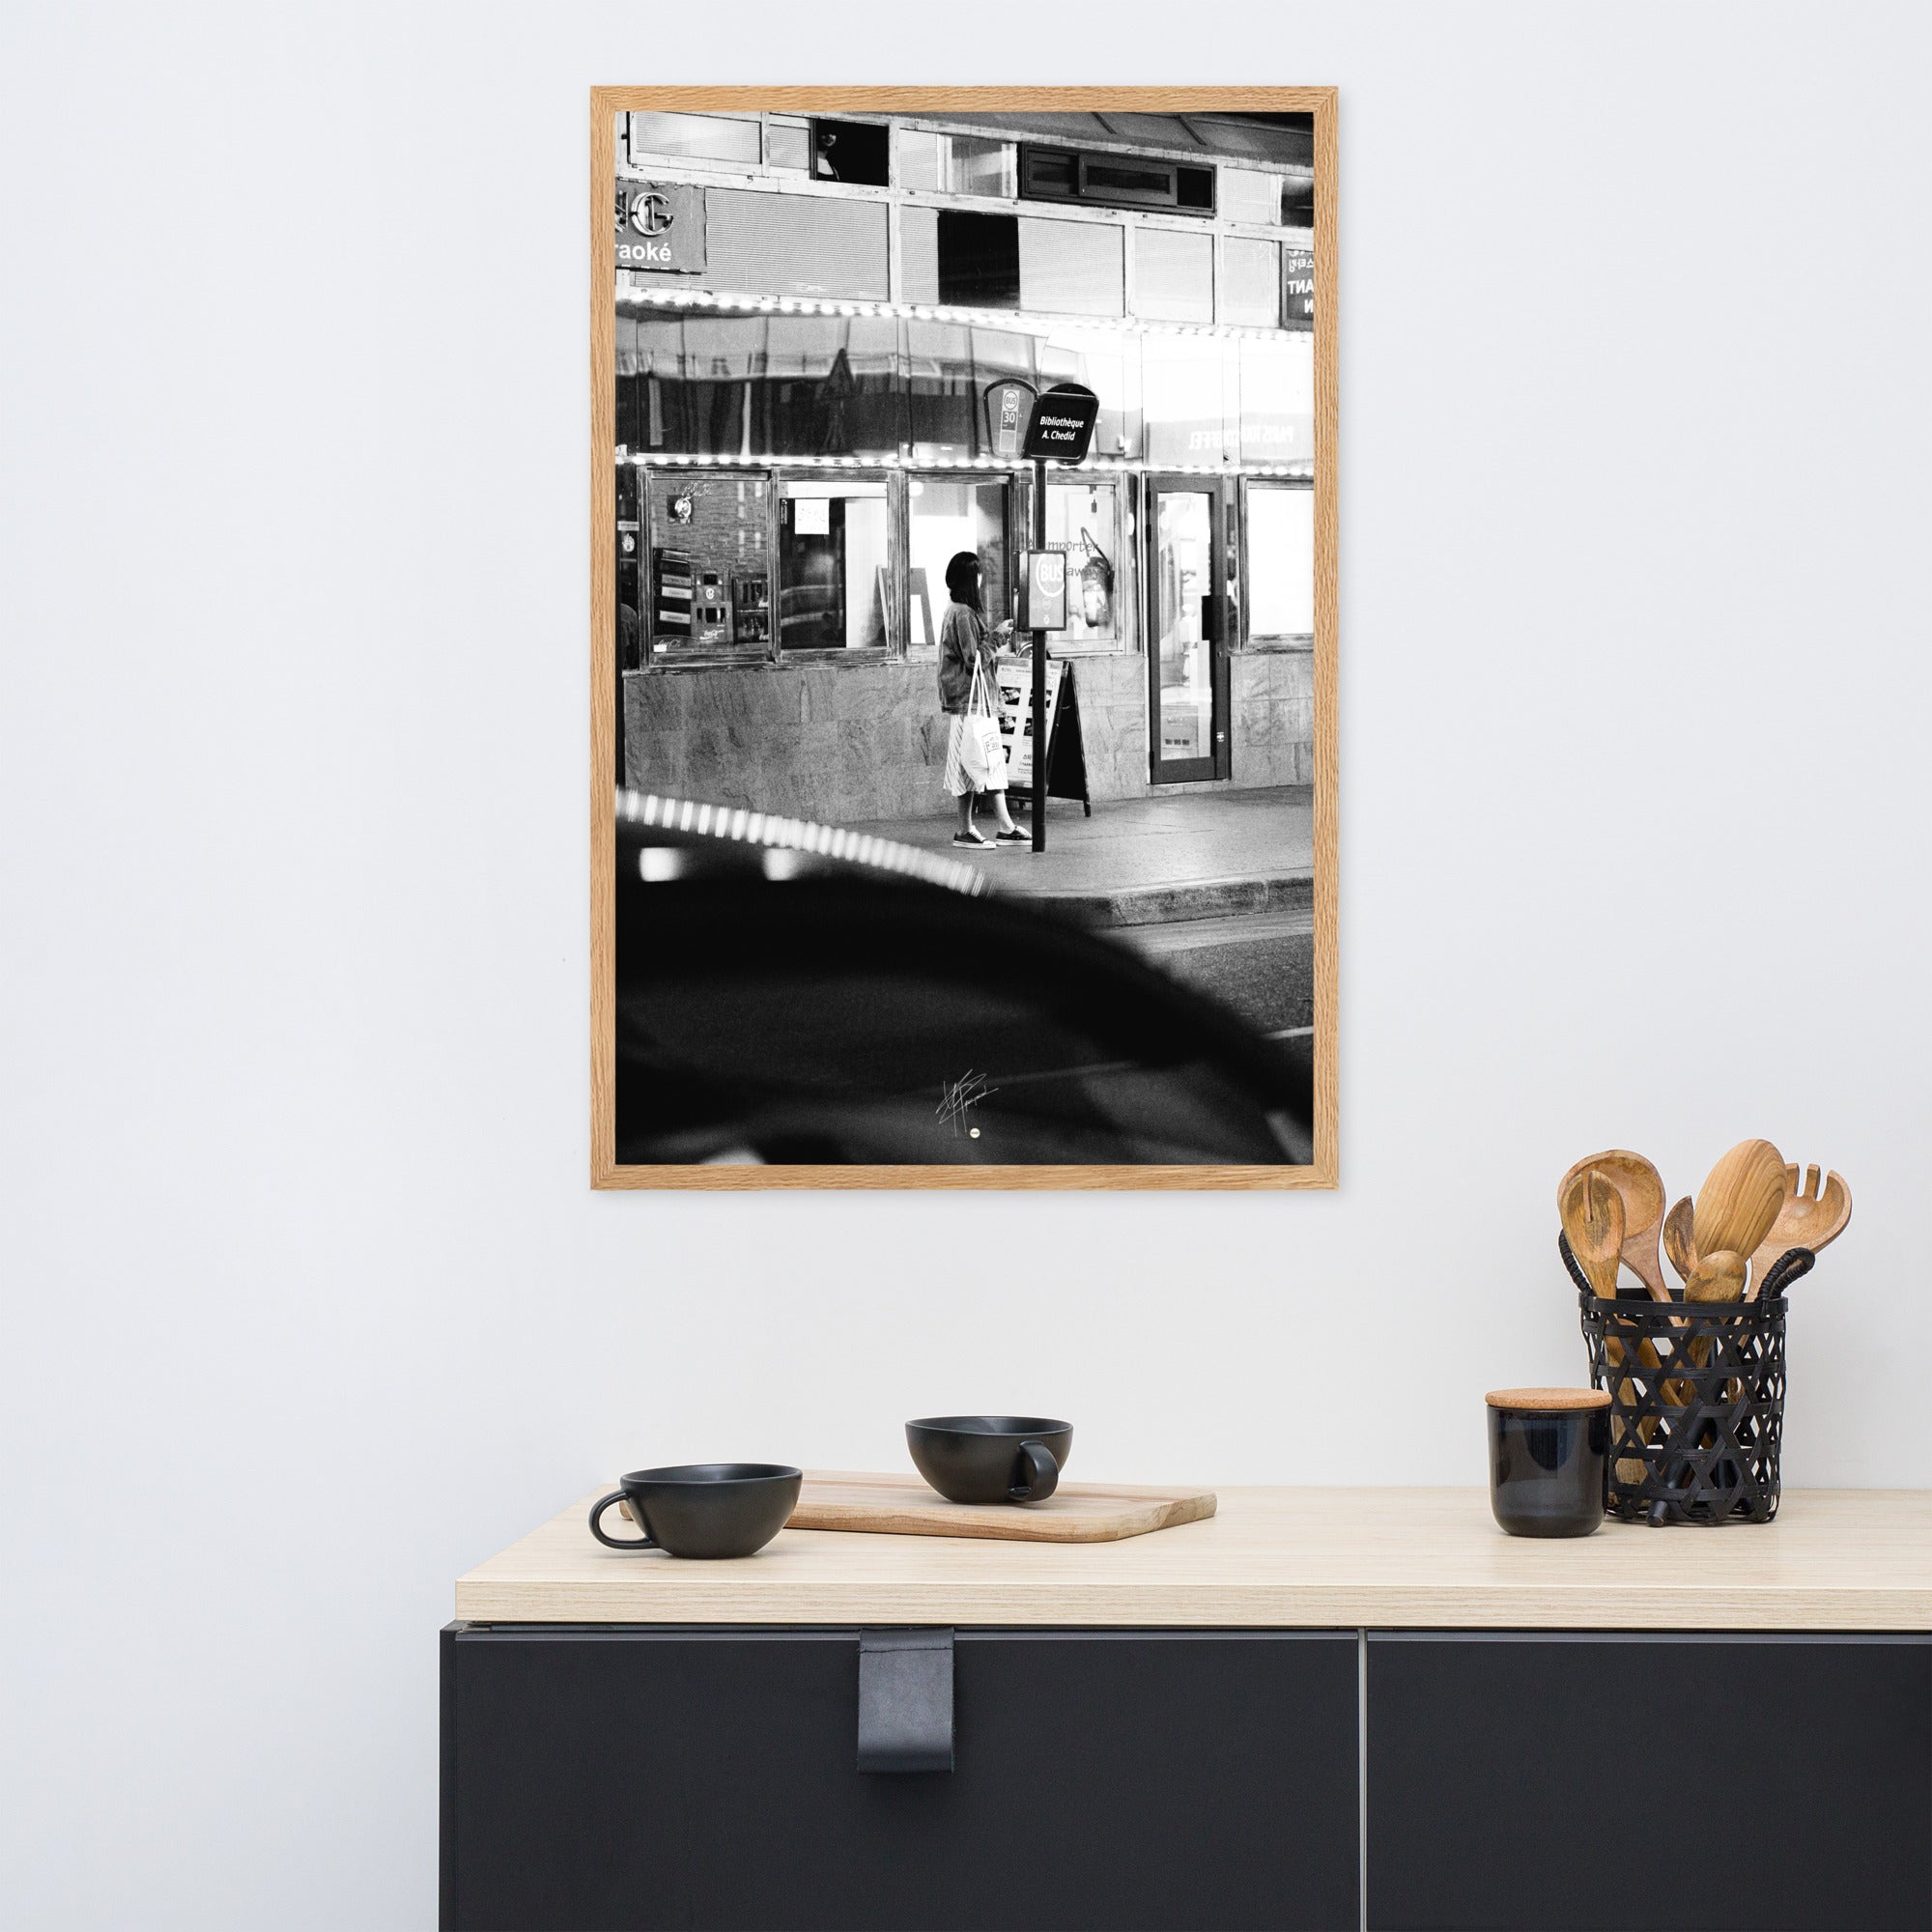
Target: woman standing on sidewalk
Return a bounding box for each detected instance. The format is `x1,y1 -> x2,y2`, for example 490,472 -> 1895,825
937,552 -> 1027,848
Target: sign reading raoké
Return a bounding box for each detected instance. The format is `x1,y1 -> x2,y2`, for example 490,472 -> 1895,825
614,182 -> 706,273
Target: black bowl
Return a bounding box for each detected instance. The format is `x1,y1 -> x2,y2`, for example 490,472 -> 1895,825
588,1462 -> 802,1558
906,1416 -> 1073,1505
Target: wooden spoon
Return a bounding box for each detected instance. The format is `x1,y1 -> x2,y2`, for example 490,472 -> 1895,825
1559,1168 -> 1624,1297
1664,1248 -> 1748,1405
1557,1151 -> 1669,1301
1683,1249 -> 1746,1304
1662,1197 -> 1698,1286
1747,1165 -> 1852,1299
1655,1197 -> 1701,1406
1692,1139 -> 1786,1270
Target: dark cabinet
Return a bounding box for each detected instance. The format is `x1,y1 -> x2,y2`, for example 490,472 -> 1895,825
1365,1633 -> 1932,1931
443,1623 -> 1932,1931
441,1626 -> 1361,1932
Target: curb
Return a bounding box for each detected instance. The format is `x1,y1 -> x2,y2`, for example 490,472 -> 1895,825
1006,869 -> 1315,929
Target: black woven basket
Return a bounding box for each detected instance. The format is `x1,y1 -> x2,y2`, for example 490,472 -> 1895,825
1565,1235 -> 1812,1526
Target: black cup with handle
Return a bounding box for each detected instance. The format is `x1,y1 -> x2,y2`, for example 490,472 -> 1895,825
905,1416 -> 1072,1505
587,1463 -> 803,1559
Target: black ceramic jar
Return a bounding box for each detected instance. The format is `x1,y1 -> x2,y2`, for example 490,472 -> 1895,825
1485,1388 -> 1609,1538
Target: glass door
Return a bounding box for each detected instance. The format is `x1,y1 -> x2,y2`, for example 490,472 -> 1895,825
1146,477 -> 1231,783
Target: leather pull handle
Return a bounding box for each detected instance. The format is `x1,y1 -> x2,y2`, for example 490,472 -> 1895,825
857,1629 -> 953,1774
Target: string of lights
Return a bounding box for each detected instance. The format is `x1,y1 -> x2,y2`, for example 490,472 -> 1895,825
614,278 -> 1308,349
615,448 -> 1313,479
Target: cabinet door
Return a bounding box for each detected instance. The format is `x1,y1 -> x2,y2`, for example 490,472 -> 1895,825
1366,1633 -> 1932,1931
442,1626 -> 1359,1932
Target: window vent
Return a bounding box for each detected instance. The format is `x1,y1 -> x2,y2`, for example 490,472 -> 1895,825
1021,145 -> 1216,217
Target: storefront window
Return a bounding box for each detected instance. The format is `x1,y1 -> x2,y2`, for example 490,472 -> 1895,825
907,477 -> 1009,654
1217,167 -> 1283,225
759,314 -> 900,456
1221,238 -> 1281,328
614,307 -> 645,453
617,308 -> 901,460
628,112 -> 761,168
1237,333 -> 1314,470
810,120 -> 890,187
903,320 -> 1037,464
895,128 -> 1016,197
778,480 -> 891,653
1142,334 -> 1235,466
1132,228 -> 1215,323
1044,480 -> 1124,647
900,208 -> 941,306
1037,330 -> 1140,460
1018,217 -> 1124,318
644,471 -> 773,664
1246,483 -> 1315,641
904,211 -> 1123,317
624,187 -> 891,302
937,210 -> 1019,308
766,117 -> 812,172
714,187 -> 890,299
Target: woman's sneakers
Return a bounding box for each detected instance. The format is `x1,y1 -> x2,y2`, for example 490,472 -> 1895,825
952,830 -> 993,847
994,826 -> 1029,844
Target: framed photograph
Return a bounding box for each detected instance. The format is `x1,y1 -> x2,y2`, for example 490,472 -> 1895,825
593,88 -> 1336,1188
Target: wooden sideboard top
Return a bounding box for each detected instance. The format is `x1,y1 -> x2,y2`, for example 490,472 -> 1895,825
454,1482 -> 1932,1631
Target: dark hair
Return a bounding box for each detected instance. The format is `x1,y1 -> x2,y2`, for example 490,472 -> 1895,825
944,551 -> 983,611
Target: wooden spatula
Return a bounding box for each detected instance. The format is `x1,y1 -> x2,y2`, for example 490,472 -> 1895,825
1557,1151 -> 1670,1301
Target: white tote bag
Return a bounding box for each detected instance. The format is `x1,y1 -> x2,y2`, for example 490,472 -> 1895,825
960,658 -> 1007,792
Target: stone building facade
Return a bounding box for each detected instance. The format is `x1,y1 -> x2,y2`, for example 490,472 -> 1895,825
612,106 -> 1316,821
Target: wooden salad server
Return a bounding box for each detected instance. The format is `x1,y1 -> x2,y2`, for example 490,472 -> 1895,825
1558,1151 -> 1669,1301
1692,1140 -> 1787,1272
1559,1167 -> 1624,1298
1747,1166 -> 1852,1299
1560,1168 -> 1649,1483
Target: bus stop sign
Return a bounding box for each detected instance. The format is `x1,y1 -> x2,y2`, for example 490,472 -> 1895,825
1021,384 -> 1099,465
1017,551 -> 1068,631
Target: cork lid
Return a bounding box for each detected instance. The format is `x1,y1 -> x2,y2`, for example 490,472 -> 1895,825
1485,1386 -> 1611,1411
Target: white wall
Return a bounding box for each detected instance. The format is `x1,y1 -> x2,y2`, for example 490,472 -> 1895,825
5,3 -> 1927,1925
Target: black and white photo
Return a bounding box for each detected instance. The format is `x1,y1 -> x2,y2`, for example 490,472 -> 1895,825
594,91 -> 1336,1183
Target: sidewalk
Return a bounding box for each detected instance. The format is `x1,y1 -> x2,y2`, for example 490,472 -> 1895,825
843,785 -> 1315,927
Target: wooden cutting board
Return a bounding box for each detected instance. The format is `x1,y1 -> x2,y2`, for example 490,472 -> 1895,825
785,1470 -> 1217,1544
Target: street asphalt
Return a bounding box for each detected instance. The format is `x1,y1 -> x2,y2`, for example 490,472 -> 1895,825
840,785 -> 1316,1034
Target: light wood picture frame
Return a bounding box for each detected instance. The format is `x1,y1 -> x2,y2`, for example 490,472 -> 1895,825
593,87 -> 1337,1189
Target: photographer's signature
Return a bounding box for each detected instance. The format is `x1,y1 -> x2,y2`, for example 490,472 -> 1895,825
936,1070 -> 998,1139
